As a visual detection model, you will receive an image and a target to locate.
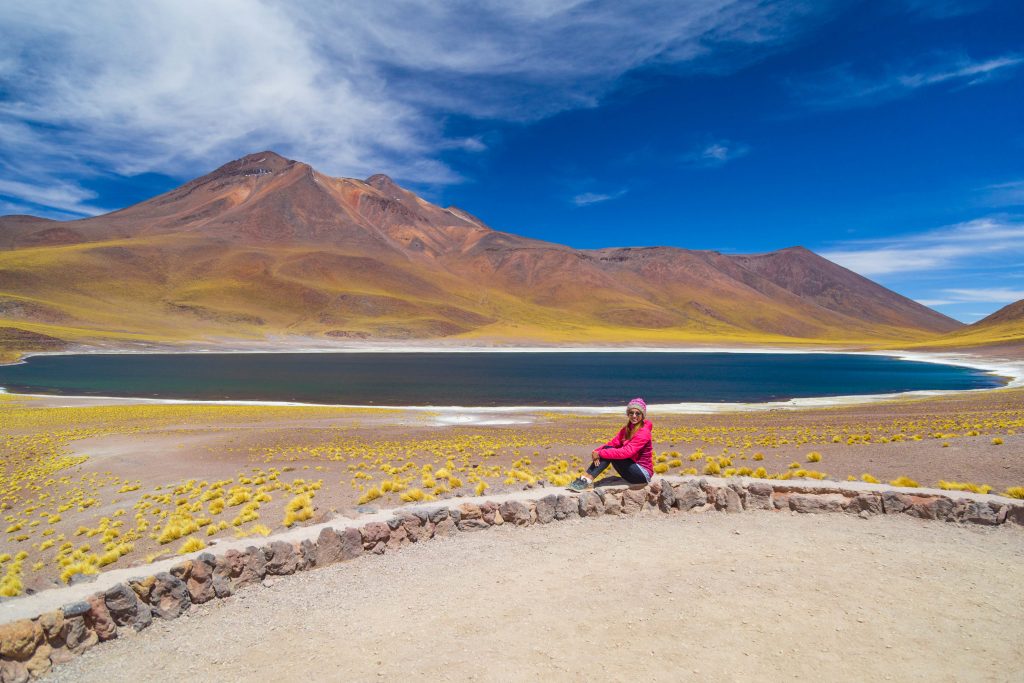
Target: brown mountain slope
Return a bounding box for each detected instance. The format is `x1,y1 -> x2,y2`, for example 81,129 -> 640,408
912,299 -> 1024,349
0,151 -> 966,355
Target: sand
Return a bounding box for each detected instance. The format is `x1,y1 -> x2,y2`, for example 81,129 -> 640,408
46,512 -> 1024,682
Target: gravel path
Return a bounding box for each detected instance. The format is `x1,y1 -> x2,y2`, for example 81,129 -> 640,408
48,513 -> 1024,682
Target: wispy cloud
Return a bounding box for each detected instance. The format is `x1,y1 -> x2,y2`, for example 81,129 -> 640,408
820,216 -> 1024,276
0,1 -> 826,215
682,140 -> 751,168
941,287 -> 1024,304
980,180 -> 1024,207
0,179 -> 108,217
572,189 -> 628,207
792,53 -> 1022,109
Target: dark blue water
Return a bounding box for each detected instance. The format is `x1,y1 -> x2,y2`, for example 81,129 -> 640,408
0,352 -> 1003,406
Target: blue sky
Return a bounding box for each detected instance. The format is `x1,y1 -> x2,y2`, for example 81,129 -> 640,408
1,1 -> 1022,322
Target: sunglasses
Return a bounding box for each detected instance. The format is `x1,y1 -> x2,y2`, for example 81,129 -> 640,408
626,409 -> 643,416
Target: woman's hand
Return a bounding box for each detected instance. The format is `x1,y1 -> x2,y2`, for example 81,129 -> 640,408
591,449 -> 602,464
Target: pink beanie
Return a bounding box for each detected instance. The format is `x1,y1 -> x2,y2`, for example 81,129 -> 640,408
626,397 -> 647,417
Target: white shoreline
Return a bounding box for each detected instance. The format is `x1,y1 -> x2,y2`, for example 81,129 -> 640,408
1,346 -> 1021,416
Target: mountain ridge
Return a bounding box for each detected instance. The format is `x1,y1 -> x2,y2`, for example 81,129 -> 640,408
0,150 -> 969,360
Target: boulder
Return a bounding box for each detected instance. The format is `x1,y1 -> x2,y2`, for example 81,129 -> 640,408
578,491 -> 603,517
1006,505 -> 1024,527
958,500 -> 999,526
535,495 -> 557,524
58,616 -> 96,655
400,514 -> 429,542
386,524 -> 409,549
745,482 -> 774,510
128,576 -> 156,603
85,594 -> 117,641
359,522 -> 391,549
554,495 -> 579,520
499,500 -> 532,526
433,517 -> 457,537
265,541 -> 300,575
906,496 -> 955,521
657,482 -> 676,512
457,518 -> 490,532
621,487 -> 648,514
0,620 -> 42,661
603,492 -> 622,515
714,486 -> 743,513
150,572 -> 191,620
24,643 -> 52,678
0,660 -> 29,683
881,491 -> 913,514
457,502 -> 482,520
673,482 -> 707,511
847,493 -> 883,516
104,583 -> 143,626
481,502 -> 504,526
37,611 -> 63,644
186,558 -> 216,604
789,494 -> 845,514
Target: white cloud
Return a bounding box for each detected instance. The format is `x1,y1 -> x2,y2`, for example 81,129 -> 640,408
0,179 -> 107,216
821,216 -> 1024,276
682,140 -> 751,167
941,288 -> 1024,304
0,1 -> 827,215
915,299 -> 955,307
572,189 -> 628,206
980,180 -> 1024,207
793,53 -> 1022,109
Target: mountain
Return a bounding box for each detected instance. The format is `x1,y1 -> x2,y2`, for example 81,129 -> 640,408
916,299 -> 1024,350
0,151 -> 964,358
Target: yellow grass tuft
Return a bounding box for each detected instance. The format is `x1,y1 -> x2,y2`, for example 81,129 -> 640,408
861,474 -> 880,484
889,476 -> 920,488
938,480 -> 993,494
1001,486 -> 1024,499
806,452 -> 822,463
177,537 -> 206,554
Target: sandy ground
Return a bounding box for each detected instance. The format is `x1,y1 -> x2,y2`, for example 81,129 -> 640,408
46,512 -> 1024,683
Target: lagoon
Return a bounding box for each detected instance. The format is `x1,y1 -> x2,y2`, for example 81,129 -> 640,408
0,351 -> 1004,407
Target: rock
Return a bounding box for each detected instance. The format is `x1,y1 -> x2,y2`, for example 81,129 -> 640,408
37,611 -> 63,644
233,547 -> 268,588
457,503 -> 482,520
714,487 -> 744,513
49,645 -> 77,666
603,492 -> 622,515
535,495 -> 557,524
552,495 -> 578,520
673,482 -> 707,511
298,539 -> 317,570
657,481 -> 676,512
881,491 -> 912,514
433,517 -> 457,537
423,507 -> 449,523
906,496 -> 955,521
84,594 -> 117,641
338,527 -> 364,559
24,642 -> 52,678
150,572 -> 191,620
578,491 -> 603,517
104,583 -> 144,626
59,616 -> 96,655
186,559 -> 216,604
265,541 -> 300,575
360,522 -> 391,549
371,541 -> 386,555
481,502 -> 503,525
958,500 -> 998,526
1006,505 -> 1024,527
316,527 -> 344,564
0,660 -> 28,683
745,483 -> 774,510
0,620 -> 42,661
169,561 -> 192,580
621,487 -> 647,514
386,524 -> 409,548
847,493 -> 883,516
456,518 -> 490,532
401,514 -> 429,542
789,494 -> 845,514
60,601 -> 91,619
499,500 -> 532,526
211,573 -> 233,599
128,576 -> 156,603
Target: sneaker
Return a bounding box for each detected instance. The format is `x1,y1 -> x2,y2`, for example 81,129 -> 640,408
567,477 -> 591,492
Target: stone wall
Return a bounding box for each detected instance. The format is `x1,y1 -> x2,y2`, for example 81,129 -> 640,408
1,477 -> 1021,681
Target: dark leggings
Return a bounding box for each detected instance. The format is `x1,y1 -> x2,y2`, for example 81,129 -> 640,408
586,458 -> 650,484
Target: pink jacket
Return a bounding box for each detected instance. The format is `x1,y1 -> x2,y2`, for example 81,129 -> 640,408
600,420 -> 654,477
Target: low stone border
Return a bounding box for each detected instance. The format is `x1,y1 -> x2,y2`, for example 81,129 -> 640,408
1,476 -> 1021,680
